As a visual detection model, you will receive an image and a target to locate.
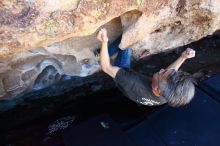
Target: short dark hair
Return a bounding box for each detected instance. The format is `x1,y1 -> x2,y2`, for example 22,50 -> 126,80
159,70 -> 195,107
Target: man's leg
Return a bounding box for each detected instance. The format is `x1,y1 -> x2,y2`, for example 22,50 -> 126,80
114,48 -> 132,69
108,36 -> 122,56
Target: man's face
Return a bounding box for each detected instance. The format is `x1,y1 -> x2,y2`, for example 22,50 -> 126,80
152,69 -> 173,97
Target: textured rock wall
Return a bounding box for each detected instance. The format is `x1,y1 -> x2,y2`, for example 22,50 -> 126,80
0,0 -> 220,100
0,18 -> 122,100
121,0 -> 220,57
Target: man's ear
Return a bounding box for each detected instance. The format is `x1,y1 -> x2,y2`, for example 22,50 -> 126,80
153,85 -> 160,96
156,86 -> 160,94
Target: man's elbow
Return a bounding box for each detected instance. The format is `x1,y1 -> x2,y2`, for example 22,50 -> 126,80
101,64 -> 115,77
101,64 -> 111,74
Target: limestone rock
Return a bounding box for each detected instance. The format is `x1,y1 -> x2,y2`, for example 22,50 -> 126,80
120,0 -> 220,57
0,0 -> 220,100
0,47 -> 101,100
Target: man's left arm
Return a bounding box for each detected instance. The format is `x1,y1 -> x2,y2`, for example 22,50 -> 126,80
166,48 -> 196,71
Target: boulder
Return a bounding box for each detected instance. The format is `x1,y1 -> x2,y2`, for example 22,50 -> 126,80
0,0 -> 220,100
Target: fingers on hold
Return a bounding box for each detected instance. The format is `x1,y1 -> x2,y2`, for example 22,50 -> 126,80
97,28 -> 104,34
100,28 -> 104,32
97,30 -> 101,36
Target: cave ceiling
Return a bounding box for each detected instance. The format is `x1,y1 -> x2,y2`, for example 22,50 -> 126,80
0,0 -> 220,100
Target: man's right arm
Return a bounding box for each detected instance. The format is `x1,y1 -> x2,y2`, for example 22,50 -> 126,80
97,28 -> 120,78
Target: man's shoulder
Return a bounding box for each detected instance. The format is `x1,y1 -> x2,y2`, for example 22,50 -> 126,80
120,69 -> 151,79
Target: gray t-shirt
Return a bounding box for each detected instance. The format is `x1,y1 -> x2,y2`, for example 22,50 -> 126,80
114,69 -> 167,106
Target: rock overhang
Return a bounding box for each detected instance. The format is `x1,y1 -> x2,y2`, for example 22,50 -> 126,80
0,0 -> 220,101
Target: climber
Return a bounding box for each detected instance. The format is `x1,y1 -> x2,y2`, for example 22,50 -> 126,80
97,28 -> 196,107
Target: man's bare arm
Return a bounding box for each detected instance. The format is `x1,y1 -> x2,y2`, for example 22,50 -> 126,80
97,28 -> 119,78
166,48 -> 196,71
